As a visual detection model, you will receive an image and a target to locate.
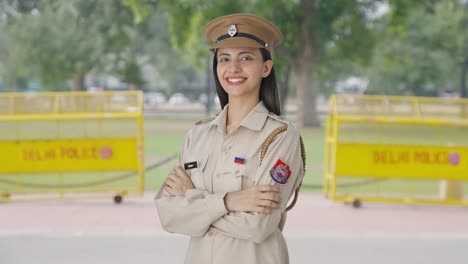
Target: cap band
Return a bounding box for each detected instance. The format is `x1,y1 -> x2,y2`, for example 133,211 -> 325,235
215,32 -> 268,48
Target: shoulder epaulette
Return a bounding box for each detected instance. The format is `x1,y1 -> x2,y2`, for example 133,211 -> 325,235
267,113 -> 291,125
195,116 -> 216,125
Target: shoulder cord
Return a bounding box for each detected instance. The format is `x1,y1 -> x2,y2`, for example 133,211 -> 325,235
260,124 -> 306,212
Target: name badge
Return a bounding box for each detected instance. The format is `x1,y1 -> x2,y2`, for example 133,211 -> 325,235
184,161 -> 198,170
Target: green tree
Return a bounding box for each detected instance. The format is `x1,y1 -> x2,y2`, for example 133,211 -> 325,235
136,9 -> 207,96
0,0 -> 39,91
4,0 -> 157,91
366,0 -> 466,96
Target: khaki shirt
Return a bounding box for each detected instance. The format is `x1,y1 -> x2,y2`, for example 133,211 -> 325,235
155,101 -> 304,264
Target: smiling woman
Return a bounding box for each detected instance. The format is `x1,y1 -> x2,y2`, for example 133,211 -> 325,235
155,13 -> 305,264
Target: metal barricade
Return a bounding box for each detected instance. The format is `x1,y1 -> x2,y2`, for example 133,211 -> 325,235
324,94 -> 468,207
0,91 -> 144,203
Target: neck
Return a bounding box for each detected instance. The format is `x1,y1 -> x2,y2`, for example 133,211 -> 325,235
226,96 -> 259,132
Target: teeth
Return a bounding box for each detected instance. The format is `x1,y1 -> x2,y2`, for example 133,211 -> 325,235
228,78 -> 245,83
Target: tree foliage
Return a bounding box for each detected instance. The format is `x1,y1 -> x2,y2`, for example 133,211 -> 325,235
366,0 -> 466,96
1,0 -> 157,91
1,0 -> 466,111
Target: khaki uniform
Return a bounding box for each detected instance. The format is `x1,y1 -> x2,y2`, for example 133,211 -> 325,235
155,101 -> 304,264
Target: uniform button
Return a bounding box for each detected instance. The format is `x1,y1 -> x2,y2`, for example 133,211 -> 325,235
206,231 -> 213,237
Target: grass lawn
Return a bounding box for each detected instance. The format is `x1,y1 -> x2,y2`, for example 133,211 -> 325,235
1,117 -> 467,201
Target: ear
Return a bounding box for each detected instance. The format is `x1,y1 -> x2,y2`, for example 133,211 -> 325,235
261,60 -> 273,78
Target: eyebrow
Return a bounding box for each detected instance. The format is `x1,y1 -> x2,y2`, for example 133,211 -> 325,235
218,51 -> 256,57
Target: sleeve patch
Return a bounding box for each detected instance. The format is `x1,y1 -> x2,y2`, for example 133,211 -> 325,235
270,159 -> 291,184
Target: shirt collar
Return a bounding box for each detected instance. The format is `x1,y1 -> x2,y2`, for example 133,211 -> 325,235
210,101 -> 269,132
239,101 -> 269,131
210,104 -> 228,133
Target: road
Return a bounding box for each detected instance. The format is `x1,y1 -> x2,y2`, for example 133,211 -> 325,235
1,193 -> 467,264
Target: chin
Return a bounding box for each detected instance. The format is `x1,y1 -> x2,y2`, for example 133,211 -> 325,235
225,88 -> 246,97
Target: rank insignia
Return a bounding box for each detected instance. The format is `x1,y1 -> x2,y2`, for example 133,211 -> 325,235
184,161 -> 198,170
270,159 -> 291,184
234,157 -> 246,164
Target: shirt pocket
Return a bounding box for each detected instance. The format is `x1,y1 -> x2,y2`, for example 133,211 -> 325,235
222,167 -> 242,193
184,152 -> 208,190
234,159 -> 260,190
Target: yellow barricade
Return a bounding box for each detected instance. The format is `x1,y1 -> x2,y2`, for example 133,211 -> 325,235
0,91 -> 144,203
324,94 -> 468,207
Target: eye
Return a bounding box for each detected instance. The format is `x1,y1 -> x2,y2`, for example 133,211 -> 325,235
218,57 -> 229,63
241,56 -> 253,61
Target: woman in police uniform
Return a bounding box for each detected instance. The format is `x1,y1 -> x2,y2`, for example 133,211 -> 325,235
155,13 -> 304,264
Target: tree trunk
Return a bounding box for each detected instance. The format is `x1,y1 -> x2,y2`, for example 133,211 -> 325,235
461,61 -> 467,98
462,2 -> 468,98
129,84 -> 138,90
71,74 -> 86,91
278,65 -> 290,115
12,79 -> 17,92
295,0 -> 320,128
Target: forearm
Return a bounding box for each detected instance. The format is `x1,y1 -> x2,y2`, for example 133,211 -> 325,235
154,188 -> 228,237
210,211 -> 281,243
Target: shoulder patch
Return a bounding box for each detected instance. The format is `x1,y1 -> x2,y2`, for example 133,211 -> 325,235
195,116 -> 216,125
270,159 -> 291,184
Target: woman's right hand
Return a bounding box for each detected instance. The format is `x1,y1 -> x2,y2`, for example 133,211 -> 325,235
164,166 -> 194,196
223,185 -> 281,214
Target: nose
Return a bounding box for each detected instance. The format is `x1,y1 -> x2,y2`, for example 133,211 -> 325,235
227,59 -> 242,73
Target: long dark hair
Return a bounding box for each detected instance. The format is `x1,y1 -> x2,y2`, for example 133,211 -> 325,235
212,48 -> 281,115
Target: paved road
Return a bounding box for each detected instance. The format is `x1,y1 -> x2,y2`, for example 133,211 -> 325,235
1,231 -> 467,264
1,193 -> 468,263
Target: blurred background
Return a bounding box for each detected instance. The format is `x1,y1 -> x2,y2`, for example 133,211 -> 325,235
1,0 -> 467,123
1,0 -> 467,194
1,1 -> 468,263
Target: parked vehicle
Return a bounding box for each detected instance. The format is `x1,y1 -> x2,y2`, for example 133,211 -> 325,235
168,93 -> 190,104
144,92 -> 167,105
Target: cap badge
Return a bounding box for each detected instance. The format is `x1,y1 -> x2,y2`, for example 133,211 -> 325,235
228,24 -> 237,37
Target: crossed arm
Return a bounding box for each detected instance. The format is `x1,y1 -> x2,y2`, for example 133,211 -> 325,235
165,166 -> 281,214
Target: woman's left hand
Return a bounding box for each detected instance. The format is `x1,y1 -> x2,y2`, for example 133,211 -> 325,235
164,166 -> 194,196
